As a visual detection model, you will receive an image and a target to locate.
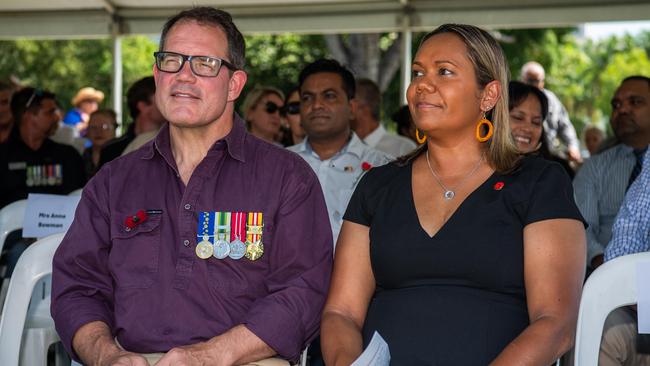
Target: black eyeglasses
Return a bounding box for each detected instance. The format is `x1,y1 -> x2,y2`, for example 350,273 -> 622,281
25,88 -> 43,109
154,51 -> 237,77
264,101 -> 283,114
283,101 -> 300,115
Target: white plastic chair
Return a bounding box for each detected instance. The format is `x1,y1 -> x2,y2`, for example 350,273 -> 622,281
0,232 -> 66,366
68,189 -> 83,196
574,251 -> 650,366
0,199 -> 27,254
0,199 -> 28,309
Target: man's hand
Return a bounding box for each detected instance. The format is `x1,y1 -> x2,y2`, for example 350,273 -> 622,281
567,146 -> 583,163
73,321 -> 150,366
100,351 -> 149,366
153,341 -> 227,366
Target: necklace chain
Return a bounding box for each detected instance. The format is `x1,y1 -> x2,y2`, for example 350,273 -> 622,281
425,150 -> 485,200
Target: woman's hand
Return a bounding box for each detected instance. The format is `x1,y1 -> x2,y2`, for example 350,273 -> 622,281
321,221 -> 376,366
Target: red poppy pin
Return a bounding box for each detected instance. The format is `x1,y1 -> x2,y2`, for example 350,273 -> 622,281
493,181 -> 505,191
361,162 -> 373,171
125,210 -> 148,229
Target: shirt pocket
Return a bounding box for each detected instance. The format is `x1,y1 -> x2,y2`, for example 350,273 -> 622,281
206,261 -> 250,296
204,215 -> 274,298
109,212 -> 162,289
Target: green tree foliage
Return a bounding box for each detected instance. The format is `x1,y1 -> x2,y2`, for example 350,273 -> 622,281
497,29 -> 650,136
1,29 -> 648,138
242,34 -> 327,102
0,36 -> 157,125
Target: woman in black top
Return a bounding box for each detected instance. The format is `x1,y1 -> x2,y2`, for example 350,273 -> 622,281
321,24 -> 586,365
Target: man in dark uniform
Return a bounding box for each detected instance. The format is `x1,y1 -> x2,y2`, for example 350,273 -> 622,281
0,87 -> 86,208
0,87 -> 86,277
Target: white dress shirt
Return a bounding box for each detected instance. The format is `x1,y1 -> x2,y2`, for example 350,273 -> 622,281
288,133 -> 392,246
363,123 -> 417,157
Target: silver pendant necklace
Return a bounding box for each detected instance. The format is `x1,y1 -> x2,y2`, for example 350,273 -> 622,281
425,150 -> 485,200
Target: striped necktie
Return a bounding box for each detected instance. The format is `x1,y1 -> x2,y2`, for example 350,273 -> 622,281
627,148 -> 647,190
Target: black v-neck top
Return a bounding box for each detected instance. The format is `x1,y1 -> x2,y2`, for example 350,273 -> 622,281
343,155 -> 585,365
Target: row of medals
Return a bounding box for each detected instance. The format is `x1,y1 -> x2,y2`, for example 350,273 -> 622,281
26,165 -> 63,187
195,231 -> 264,261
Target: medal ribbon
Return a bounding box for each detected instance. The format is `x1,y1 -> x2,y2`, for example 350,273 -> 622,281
231,212 -> 246,242
246,212 -> 263,243
215,212 -> 231,239
55,164 -> 62,184
196,212 -> 215,243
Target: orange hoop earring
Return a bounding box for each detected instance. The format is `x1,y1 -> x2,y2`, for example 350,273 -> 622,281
475,116 -> 494,142
416,129 -> 427,144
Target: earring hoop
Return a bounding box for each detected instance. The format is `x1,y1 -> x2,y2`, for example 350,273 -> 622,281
415,129 -> 427,144
475,114 -> 494,142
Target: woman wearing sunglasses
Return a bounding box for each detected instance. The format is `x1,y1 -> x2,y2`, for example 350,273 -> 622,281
241,86 -> 285,145
283,87 -> 305,146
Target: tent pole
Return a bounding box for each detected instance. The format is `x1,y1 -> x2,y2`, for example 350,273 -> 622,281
399,13 -> 412,106
111,14 -> 123,136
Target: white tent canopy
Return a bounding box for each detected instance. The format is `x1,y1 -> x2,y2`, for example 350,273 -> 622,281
1,0 -> 649,117
1,0 -> 649,39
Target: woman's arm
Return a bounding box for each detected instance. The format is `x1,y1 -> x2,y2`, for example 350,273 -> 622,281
491,218 -> 586,365
321,221 -> 377,366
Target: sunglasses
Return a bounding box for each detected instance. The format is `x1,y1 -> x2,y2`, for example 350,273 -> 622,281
25,88 -> 44,109
284,101 -> 300,115
263,101 -> 300,116
264,101 -> 284,114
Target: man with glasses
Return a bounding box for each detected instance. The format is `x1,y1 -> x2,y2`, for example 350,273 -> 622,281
0,87 -> 86,208
520,61 -> 582,163
52,7 -> 332,366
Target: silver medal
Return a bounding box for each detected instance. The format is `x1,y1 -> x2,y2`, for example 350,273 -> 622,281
213,234 -> 231,259
228,237 -> 246,260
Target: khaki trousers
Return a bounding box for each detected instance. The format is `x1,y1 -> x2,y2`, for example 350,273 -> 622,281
598,306 -> 650,366
117,340 -> 290,366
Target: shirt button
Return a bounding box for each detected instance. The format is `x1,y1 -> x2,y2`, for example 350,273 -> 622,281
184,204 -> 191,210
183,240 -> 190,247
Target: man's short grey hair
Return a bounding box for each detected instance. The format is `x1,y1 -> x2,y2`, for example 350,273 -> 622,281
520,61 -> 545,80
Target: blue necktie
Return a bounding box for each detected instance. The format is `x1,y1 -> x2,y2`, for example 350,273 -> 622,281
627,148 -> 647,190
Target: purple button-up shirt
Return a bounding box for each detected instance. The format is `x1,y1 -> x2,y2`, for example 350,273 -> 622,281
51,115 -> 333,361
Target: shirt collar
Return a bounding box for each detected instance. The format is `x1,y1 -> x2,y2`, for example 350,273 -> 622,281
363,124 -> 386,147
143,113 -> 247,163
345,132 -> 368,159
302,132 -> 367,160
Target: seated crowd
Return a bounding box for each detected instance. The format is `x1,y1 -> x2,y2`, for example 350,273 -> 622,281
0,6 -> 648,366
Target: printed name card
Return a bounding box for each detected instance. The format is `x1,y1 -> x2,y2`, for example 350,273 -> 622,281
638,262 -> 650,334
351,331 -> 390,366
22,193 -> 81,238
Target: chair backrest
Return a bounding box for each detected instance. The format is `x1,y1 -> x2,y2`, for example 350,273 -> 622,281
68,189 -> 83,196
0,232 -> 65,366
0,199 -> 27,253
574,251 -> 650,365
